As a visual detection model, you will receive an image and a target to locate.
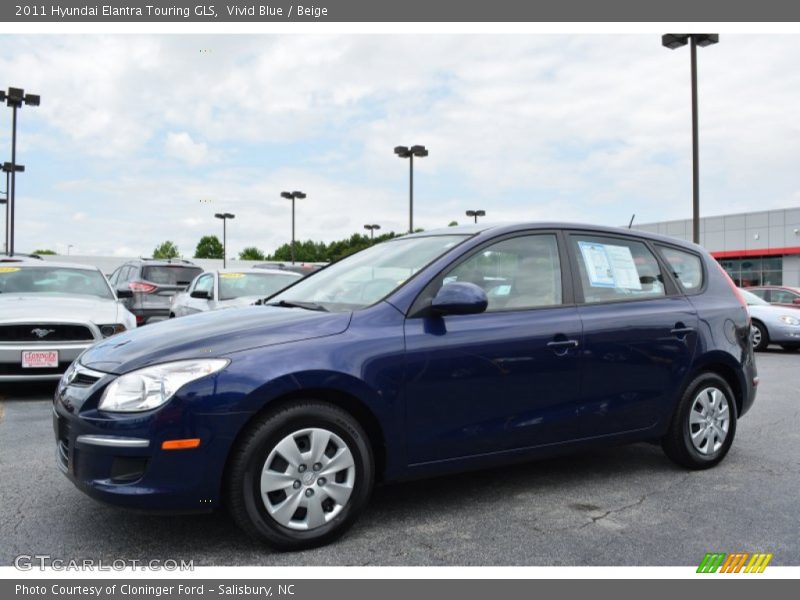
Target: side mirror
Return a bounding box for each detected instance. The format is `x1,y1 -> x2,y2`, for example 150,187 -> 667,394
191,289 -> 211,300
116,288 -> 133,299
431,282 -> 488,316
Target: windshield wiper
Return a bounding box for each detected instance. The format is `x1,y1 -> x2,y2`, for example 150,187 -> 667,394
265,299 -> 329,312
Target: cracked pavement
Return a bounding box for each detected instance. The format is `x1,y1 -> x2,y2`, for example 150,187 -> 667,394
1,351 -> 798,566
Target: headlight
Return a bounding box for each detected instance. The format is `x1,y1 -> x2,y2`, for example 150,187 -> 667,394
779,315 -> 800,326
98,359 -> 229,413
98,324 -> 127,337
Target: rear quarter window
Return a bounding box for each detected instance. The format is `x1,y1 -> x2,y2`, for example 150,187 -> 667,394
658,246 -> 704,293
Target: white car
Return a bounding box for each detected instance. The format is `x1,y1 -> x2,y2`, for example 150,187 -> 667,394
740,288 -> 800,351
169,268 -> 301,318
0,258 -> 136,382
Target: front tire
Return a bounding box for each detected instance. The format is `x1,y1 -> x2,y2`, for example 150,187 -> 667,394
226,401 -> 374,551
751,321 -> 769,351
662,373 -> 737,470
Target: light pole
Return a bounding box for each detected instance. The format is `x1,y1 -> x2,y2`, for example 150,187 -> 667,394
1,87 -> 40,256
394,145 -> 428,233
281,191 -> 306,264
2,162 -> 23,255
465,209 -> 486,224
67,244 -> 73,256
1,168 -> 7,253
363,223 -> 381,240
214,212 -> 235,268
662,33 -> 718,245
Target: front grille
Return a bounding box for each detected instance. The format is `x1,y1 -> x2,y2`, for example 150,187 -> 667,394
0,324 -> 94,342
71,371 -> 102,386
0,362 -> 71,376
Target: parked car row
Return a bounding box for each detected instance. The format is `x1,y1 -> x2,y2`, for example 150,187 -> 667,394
0,256 -> 306,382
739,288 -> 800,352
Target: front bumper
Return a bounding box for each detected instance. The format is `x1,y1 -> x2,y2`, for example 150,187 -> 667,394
0,342 -> 92,382
52,369 -> 250,512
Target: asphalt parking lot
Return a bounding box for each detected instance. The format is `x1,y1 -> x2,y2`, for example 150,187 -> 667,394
1,351 -> 797,567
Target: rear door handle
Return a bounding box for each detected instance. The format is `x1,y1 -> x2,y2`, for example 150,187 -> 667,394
546,339 -> 580,350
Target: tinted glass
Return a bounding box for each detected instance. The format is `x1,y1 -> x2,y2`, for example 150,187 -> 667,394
142,265 -> 203,287
572,235 -> 665,303
658,246 -> 704,292
0,266 -> 113,299
440,234 -> 562,311
219,272 -> 300,300
740,289 -> 769,306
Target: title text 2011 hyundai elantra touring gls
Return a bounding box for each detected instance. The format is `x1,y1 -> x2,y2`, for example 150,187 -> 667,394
54,223 -> 757,550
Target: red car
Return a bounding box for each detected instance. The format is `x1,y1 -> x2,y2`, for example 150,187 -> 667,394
745,286 -> 800,309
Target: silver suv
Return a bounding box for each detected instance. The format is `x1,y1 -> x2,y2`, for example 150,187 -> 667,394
108,259 -> 203,326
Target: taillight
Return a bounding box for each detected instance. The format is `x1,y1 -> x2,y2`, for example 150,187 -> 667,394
715,262 -> 749,315
129,281 -> 157,293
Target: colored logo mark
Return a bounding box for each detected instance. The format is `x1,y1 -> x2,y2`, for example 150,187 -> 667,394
697,552 -> 773,573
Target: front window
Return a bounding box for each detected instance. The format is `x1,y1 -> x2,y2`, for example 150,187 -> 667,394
219,272 -> 300,300
268,235 -> 469,311
0,266 -> 114,299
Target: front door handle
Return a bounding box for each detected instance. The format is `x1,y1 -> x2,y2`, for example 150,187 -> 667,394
670,325 -> 695,337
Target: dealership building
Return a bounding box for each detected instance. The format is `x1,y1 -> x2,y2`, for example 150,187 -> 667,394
632,207 -> 800,287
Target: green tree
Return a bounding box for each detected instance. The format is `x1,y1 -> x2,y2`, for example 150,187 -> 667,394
194,235 -> 224,259
152,240 -> 180,259
238,246 -> 265,261
33,249 -> 56,255
448,221 -> 459,227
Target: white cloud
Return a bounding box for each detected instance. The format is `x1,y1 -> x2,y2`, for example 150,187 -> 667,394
164,131 -> 209,166
2,34 -> 800,256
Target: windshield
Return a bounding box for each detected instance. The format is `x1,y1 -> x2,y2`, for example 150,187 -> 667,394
219,272 -> 300,300
740,289 -> 769,306
0,266 -> 114,299
268,235 -> 469,311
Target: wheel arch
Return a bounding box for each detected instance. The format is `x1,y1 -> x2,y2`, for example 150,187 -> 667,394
222,386 -> 389,488
687,355 -> 746,417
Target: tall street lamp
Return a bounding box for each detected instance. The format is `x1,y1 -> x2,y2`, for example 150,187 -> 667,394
281,190 -> 306,264
465,209 -> 486,224
363,223 -> 381,240
214,212 -> 235,268
394,145 -> 428,234
2,162 -> 24,255
1,87 -> 40,256
662,33 -> 718,245
1,168 -> 7,253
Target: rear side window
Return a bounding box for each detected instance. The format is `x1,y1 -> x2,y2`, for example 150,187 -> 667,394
658,246 -> 704,293
571,235 -> 666,303
142,266 -> 203,286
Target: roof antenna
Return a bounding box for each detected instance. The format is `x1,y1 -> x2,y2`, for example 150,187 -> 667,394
628,214 -> 636,229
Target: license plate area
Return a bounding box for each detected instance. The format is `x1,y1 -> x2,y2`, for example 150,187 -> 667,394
22,350 -> 59,368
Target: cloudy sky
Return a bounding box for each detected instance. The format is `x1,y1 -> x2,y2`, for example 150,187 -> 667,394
0,34 -> 799,257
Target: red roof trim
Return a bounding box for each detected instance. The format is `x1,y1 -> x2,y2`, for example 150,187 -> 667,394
711,246 -> 800,259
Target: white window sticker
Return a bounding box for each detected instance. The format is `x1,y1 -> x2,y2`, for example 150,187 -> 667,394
578,241 -> 642,290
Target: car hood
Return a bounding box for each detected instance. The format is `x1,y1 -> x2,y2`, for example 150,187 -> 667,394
748,304 -> 797,323
80,306 -> 352,374
0,294 -> 122,324
217,296 -> 264,308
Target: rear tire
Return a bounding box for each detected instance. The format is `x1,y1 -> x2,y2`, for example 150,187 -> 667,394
662,373 -> 737,470
225,401 -> 374,551
751,321 -> 769,351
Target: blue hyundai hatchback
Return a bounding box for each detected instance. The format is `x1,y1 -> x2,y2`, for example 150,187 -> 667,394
54,223 -> 757,549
